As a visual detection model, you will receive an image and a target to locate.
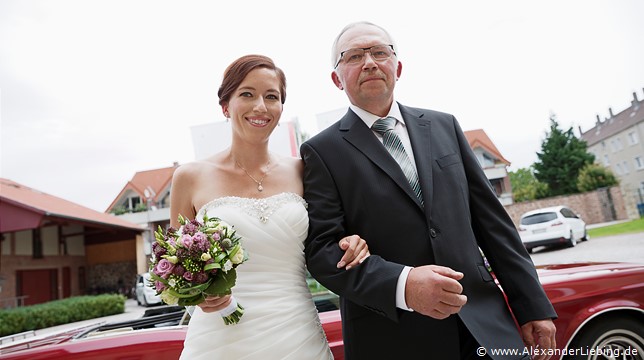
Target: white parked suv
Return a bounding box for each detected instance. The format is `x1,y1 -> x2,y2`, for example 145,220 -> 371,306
518,205 -> 588,253
135,272 -> 162,307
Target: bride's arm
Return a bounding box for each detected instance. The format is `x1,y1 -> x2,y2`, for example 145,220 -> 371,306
337,235 -> 370,270
170,165 -> 233,313
169,165 -> 198,228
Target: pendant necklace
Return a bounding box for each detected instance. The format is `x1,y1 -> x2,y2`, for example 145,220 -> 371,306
235,157 -> 273,192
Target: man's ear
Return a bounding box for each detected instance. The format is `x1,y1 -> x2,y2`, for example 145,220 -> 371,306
331,71 -> 344,90
396,61 -> 402,80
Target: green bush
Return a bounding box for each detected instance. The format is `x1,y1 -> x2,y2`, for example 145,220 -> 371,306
0,294 -> 125,337
577,163 -> 619,192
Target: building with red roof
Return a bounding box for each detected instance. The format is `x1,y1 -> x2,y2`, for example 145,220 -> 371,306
464,129 -> 513,205
105,163 -> 179,275
0,178 -> 144,307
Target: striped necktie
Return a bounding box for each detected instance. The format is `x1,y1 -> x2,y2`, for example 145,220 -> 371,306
371,117 -> 423,204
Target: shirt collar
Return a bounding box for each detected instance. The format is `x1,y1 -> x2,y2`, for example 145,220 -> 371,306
350,101 -> 405,129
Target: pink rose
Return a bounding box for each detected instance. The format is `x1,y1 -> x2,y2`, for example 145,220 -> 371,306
181,234 -> 194,248
154,259 -> 175,278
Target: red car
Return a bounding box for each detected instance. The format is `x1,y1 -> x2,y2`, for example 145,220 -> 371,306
1,262 -> 643,360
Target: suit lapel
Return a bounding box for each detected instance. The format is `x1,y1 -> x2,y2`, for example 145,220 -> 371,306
401,105 -> 433,221
340,109 -> 424,210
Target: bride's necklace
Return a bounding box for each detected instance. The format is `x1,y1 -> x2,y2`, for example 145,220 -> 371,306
234,157 -> 273,192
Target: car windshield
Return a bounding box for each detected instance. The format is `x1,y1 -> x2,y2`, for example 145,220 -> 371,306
521,212 -> 557,225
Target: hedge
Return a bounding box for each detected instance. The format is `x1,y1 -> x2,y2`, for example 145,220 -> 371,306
0,294 -> 125,337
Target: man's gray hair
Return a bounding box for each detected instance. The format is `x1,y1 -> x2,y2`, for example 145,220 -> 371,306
331,21 -> 398,68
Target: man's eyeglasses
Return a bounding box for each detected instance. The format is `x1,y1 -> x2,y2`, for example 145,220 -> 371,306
334,44 -> 396,69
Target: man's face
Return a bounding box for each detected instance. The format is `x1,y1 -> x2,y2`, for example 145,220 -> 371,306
332,24 -> 401,114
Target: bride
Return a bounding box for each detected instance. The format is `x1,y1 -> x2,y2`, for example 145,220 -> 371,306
171,54 -> 370,359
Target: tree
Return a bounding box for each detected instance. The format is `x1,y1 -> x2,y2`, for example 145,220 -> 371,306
577,163 -> 619,192
533,114 -> 595,196
509,167 -> 549,202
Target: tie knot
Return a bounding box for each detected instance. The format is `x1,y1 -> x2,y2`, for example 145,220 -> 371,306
372,116 -> 397,135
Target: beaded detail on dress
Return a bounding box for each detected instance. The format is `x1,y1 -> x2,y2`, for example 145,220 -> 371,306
197,192 -> 307,224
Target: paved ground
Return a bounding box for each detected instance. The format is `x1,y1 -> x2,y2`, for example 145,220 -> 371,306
529,231 -> 644,265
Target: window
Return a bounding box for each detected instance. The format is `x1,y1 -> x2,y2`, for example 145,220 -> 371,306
628,131 -> 639,145
32,228 -> 43,259
603,155 -> 610,166
610,138 -> 624,152
130,196 -> 141,210
615,164 -> 622,175
623,161 -> 630,174
482,153 -> 495,168
635,156 -> 644,170
560,208 -> 577,218
520,212 -> 557,225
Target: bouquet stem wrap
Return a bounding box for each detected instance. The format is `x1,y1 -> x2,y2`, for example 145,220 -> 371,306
219,296 -> 245,325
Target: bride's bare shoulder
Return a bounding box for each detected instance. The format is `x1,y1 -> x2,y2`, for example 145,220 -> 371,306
173,156 -> 223,182
277,155 -> 303,171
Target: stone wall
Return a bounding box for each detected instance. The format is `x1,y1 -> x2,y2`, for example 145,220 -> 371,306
87,261 -> 137,296
504,186 -> 628,227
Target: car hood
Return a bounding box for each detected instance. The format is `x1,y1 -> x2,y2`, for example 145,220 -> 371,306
536,261 -> 644,285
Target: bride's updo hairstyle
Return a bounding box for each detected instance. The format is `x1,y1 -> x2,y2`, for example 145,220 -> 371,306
218,54 -> 287,106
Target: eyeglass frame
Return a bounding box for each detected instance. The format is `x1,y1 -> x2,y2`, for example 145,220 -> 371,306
334,44 -> 396,69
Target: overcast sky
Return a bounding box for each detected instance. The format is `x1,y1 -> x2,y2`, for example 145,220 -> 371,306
2,0 -> 644,212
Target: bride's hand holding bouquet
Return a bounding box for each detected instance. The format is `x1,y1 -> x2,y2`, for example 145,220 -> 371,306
149,214 -> 247,325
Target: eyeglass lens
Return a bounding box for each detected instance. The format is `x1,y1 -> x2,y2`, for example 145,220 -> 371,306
341,45 -> 394,65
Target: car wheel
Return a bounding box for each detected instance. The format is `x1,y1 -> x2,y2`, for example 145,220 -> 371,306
567,230 -> 577,248
564,317 -> 644,360
581,227 -> 589,241
136,297 -> 142,306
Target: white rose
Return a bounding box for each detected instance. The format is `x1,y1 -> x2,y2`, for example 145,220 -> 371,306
201,252 -> 212,261
160,291 -> 179,305
231,249 -> 245,264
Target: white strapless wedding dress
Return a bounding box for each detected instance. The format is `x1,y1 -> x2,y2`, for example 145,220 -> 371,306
179,192 -> 333,360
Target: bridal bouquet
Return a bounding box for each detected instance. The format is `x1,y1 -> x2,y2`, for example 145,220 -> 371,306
150,214 -> 247,325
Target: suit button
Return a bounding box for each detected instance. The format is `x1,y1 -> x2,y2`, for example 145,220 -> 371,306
430,228 -> 437,238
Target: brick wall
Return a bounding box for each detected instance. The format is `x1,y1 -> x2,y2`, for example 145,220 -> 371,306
0,255 -> 87,306
504,186 -> 628,227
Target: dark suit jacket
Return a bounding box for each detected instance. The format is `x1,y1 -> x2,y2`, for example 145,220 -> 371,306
301,104 -> 556,360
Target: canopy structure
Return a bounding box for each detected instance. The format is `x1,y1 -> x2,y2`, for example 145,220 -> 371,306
1,178 -> 143,235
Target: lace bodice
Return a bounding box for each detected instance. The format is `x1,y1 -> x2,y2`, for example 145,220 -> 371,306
197,192 -> 307,223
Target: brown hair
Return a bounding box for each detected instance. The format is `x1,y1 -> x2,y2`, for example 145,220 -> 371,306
218,54 -> 287,106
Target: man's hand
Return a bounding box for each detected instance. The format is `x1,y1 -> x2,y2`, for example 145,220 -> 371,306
405,265 -> 467,319
521,319 -> 556,360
